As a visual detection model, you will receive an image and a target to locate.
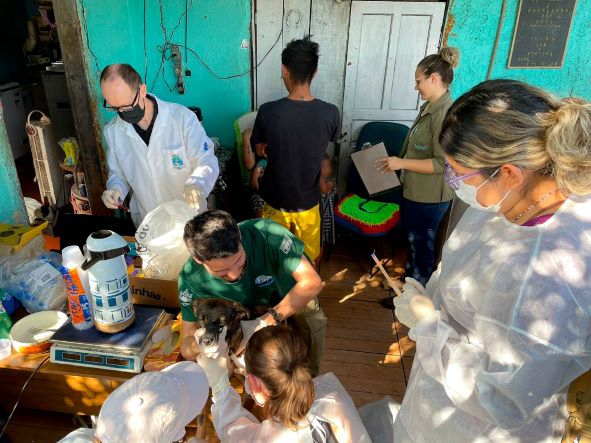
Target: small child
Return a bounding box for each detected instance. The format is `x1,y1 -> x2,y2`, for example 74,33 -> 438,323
319,155 -> 337,260
250,158 -> 267,218
242,128 -> 267,218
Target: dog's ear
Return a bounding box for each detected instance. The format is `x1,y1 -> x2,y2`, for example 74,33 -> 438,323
191,298 -> 206,317
232,301 -> 250,321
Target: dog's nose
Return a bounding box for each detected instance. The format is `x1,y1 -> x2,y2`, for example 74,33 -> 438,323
200,336 -> 214,347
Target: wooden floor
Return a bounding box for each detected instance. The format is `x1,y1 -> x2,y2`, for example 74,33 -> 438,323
317,237 -> 414,407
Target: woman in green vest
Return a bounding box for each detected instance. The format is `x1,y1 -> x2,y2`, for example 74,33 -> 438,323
377,47 -> 459,285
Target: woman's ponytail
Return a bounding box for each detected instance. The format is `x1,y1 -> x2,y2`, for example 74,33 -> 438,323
269,364 -> 315,429
245,325 -> 315,430
543,98 -> 591,196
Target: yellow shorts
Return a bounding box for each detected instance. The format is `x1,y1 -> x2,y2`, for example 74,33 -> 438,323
263,203 -> 321,260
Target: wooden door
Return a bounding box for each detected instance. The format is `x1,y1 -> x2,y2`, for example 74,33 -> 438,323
339,1 -> 445,188
254,0 -> 312,108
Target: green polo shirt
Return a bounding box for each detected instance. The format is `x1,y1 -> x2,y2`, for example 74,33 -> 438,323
178,218 -> 305,322
399,91 -> 454,203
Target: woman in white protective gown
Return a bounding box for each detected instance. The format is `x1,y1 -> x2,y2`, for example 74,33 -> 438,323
368,80 -> 591,443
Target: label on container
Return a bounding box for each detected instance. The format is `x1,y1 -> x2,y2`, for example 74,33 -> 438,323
31,263 -> 61,286
60,266 -> 93,326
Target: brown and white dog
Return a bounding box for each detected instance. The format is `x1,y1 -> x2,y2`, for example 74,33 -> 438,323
191,298 -> 255,356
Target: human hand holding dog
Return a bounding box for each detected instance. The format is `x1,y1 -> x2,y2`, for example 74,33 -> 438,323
194,325 -> 228,359
393,277 -> 435,329
196,327 -> 230,397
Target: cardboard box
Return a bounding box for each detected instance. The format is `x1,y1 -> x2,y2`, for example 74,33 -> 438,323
130,275 -> 179,309
122,236 -> 180,309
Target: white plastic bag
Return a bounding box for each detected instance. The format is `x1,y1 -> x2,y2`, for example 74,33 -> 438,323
135,200 -> 196,281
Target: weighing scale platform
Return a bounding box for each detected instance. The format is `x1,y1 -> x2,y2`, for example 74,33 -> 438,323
50,306 -> 165,373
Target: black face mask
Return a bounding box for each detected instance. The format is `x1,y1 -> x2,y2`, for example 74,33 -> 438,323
117,100 -> 145,124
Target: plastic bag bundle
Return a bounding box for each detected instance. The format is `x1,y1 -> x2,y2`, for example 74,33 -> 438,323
0,237 -> 47,314
58,137 -> 79,166
7,251 -> 67,313
135,200 -> 196,281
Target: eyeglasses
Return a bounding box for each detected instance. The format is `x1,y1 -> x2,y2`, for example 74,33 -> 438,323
415,76 -> 430,86
103,89 -> 140,112
444,160 -> 482,190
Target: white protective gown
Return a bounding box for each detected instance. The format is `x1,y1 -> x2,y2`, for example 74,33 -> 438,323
393,196 -> 591,442
104,95 -> 219,226
211,372 -> 372,442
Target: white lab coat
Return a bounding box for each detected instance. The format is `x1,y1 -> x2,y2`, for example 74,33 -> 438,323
393,196 -> 591,442
211,372 -> 372,442
104,95 -> 219,226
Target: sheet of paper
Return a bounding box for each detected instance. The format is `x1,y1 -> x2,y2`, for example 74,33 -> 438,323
351,142 -> 401,195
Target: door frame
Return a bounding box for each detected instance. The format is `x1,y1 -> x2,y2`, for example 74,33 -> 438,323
54,0 -> 108,216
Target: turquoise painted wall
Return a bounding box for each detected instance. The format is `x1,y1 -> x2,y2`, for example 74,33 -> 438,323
0,106 -> 27,225
78,0 -> 252,147
444,0 -> 591,100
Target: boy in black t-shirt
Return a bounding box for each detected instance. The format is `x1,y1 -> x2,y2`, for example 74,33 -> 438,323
251,36 -> 341,261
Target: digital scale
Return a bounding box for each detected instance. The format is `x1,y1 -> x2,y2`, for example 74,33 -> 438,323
50,306 -> 165,373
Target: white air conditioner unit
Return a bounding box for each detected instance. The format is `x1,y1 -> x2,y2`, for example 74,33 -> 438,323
25,110 -> 64,207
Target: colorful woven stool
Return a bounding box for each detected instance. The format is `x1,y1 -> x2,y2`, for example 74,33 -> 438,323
335,193 -> 400,237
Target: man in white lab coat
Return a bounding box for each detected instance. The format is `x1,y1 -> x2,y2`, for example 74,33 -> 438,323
100,64 -> 219,227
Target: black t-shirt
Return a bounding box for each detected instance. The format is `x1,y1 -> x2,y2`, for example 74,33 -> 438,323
133,95 -> 158,146
250,97 -> 340,212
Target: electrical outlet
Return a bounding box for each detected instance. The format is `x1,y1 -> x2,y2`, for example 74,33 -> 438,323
240,39 -> 249,49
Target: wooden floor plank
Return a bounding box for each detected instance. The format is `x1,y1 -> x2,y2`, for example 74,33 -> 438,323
319,300 -> 394,322
326,325 -> 395,343
320,360 -> 405,382
325,336 -> 401,356
322,348 -> 402,366
336,374 -> 405,396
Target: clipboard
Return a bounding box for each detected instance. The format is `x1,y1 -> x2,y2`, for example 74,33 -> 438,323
351,142 -> 401,195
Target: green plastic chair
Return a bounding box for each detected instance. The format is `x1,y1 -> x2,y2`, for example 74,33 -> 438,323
233,111 -> 258,186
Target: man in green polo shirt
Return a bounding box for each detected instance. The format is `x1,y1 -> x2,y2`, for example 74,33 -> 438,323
178,210 -> 326,375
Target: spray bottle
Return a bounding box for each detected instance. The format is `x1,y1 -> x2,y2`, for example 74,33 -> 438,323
60,245 -> 94,330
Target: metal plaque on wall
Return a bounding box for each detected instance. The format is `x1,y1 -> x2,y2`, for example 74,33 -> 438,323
508,0 -> 577,69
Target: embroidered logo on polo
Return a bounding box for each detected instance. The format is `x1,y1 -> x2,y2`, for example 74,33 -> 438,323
414,144 -> 430,151
254,275 -> 274,287
179,289 -> 192,306
280,237 -> 293,254
203,141 -> 209,151
171,153 -> 185,169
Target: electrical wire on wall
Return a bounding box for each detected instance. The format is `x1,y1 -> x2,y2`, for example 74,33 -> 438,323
79,0 -> 287,92
149,0 -> 194,91
151,2 -> 285,86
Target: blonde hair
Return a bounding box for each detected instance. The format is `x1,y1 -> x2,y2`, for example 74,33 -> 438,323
440,79 -> 591,196
244,325 -> 314,430
417,47 -> 460,85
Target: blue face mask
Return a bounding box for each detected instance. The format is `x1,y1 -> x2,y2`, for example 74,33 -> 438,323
455,168 -> 511,213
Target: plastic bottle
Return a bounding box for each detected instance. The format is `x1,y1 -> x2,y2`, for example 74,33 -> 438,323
60,246 -> 94,330
0,289 -> 13,339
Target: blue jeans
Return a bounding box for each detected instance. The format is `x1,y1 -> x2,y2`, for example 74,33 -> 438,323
401,198 -> 451,286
